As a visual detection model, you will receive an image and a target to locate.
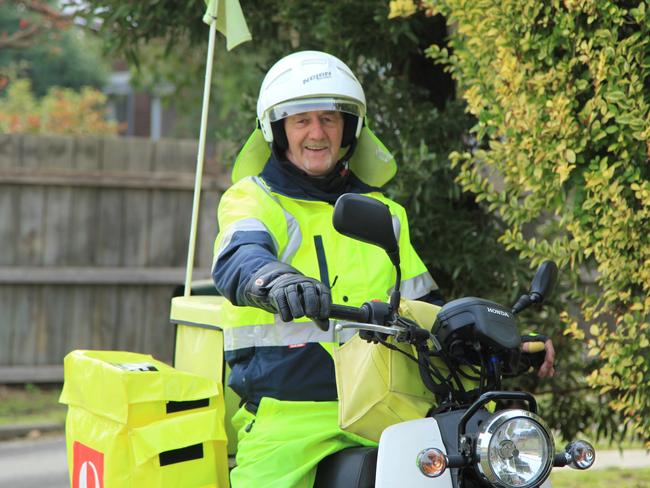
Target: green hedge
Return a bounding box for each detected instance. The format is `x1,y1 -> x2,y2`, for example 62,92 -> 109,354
410,0 -> 650,444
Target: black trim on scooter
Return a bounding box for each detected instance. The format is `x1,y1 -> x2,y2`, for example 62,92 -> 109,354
458,391 -> 537,440
314,446 -> 378,488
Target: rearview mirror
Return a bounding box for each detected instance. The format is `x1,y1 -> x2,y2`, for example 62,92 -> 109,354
333,193 -> 400,267
512,260 -> 558,314
530,261 -> 558,301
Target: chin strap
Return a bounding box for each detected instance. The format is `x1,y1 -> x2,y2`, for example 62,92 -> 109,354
339,137 -> 358,166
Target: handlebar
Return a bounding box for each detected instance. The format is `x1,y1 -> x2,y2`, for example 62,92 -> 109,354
330,303 -> 371,323
330,301 -> 434,346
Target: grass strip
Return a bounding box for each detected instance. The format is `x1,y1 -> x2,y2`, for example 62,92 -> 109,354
550,467 -> 650,488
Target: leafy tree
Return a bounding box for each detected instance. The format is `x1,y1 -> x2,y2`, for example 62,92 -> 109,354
0,1 -> 108,96
416,0 -> 650,445
0,0 -> 71,49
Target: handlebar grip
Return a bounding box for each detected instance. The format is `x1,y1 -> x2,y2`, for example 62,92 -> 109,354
330,304 -> 370,323
525,341 -> 546,353
521,335 -> 548,370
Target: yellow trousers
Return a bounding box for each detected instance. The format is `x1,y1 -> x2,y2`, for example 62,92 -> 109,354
229,398 -> 376,488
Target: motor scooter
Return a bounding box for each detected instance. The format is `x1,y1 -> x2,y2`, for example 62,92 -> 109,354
311,193 -> 595,488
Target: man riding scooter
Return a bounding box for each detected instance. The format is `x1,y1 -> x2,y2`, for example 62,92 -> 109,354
211,50 -> 555,487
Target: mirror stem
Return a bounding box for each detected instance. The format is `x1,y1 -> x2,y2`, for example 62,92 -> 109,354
512,294 -> 531,314
512,291 -> 545,314
389,267 -> 401,316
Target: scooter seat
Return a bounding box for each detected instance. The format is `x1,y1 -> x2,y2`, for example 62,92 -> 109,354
313,446 -> 377,488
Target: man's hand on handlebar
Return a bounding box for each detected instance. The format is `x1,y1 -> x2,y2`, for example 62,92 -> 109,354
521,336 -> 555,378
243,262 -> 331,330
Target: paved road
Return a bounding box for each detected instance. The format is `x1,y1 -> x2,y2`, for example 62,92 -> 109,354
0,433 -> 647,488
0,435 -> 69,488
592,448 -> 650,470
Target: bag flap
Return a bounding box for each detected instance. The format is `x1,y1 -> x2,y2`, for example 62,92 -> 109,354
60,350 -> 219,423
131,408 -> 226,466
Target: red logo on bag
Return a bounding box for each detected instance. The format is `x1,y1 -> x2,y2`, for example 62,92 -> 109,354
73,441 -> 104,488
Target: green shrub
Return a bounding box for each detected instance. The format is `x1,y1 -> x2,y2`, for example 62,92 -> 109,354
0,77 -> 119,135
415,0 -> 650,445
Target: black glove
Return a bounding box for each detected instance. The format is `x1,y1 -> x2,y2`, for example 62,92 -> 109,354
243,262 -> 331,331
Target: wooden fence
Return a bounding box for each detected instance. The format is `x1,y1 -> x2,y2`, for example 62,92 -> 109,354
0,134 -> 230,380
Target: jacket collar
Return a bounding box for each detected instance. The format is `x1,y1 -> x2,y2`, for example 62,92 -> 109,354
259,153 -> 379,204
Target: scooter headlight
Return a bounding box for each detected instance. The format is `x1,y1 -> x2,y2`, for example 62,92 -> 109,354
475,410 -> 554,488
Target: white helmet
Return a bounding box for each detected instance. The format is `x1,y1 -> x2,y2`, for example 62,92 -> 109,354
257,51 -> 366,150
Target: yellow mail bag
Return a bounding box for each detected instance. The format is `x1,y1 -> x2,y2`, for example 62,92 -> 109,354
59,350 -> 229,488
334,300 -> 443,442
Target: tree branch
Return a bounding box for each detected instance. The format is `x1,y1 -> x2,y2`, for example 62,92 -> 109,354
0,23 -> 40,49
0,0 -> 74,49
22,0 -> 74,28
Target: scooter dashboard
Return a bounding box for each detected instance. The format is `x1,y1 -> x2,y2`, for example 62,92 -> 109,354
433,297 -> 521,366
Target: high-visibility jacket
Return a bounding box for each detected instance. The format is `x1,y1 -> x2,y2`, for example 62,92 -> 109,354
212,155 -> 438,407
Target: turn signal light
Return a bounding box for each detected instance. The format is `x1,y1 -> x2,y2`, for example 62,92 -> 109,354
416,448 -> 447,478
567,440 -> 596,470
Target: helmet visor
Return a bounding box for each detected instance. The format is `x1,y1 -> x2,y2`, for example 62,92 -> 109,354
268,97 -> 363,122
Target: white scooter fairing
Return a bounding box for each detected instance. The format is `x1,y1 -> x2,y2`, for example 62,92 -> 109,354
376,418 -> 453,487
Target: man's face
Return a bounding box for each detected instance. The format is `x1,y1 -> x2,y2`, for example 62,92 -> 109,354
284,110 -> 344,176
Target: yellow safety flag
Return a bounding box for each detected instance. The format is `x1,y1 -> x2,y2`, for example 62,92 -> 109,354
203,0 -> 252,51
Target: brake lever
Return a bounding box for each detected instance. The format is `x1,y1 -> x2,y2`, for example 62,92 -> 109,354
334,322 -> 403,336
